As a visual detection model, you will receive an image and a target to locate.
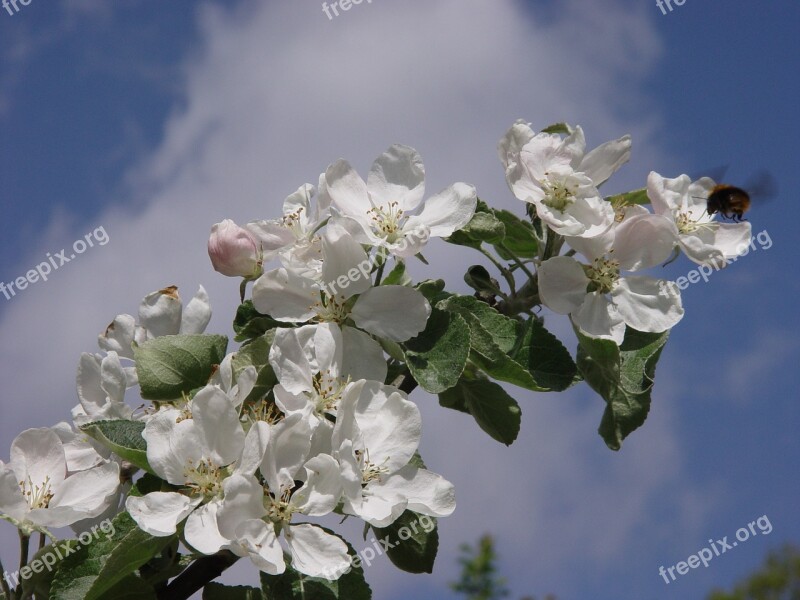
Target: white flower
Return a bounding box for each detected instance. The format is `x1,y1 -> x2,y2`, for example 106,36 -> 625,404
332,380 -> 455,527
269,323 -> 387,455
647,171 -> 752,266
189,415 -> 348,577
247,182 -> 330,277
208,219 -> 263,279
538,213 -> 683,344
252,226 -> 430,342
125,386 -> 262,537
499,121 -> 631,238
325,145 -> 477,257
0,428 -> 120,530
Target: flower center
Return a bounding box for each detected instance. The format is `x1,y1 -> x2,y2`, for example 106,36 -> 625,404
540,175 -> 578,212
184,458 -> 224,498
266,486 -> 297,524
20,476 -> 54,510
355,448 -> 389,486
367,202 -> 405,242
282,207 -> 306,239
312,370 -> 349,414
314,294 -> 350,324
675,209 -> 716,235
586,256 -> 620,294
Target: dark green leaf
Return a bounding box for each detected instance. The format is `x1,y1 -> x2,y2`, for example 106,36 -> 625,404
134,334 -> 228,400
414,279 -> 447,304
80,420 -> 152,474
402,309 -> 470,394
459,212 -> 506,244
541,122 -> 571,134
510,318 -> 577,392
464,266 -> 500,295
491,210 -> 538,260
372,511 -> 439,574
50,512 -> 176,600
232,334 -> 278,403
439,377 -> 521,445
575,326 -> 670,450
233,301 -> 295,343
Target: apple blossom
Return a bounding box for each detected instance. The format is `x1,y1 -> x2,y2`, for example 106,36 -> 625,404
208,219 -> 263,279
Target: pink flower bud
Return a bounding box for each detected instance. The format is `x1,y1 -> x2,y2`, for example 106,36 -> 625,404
208,220 -> 262,278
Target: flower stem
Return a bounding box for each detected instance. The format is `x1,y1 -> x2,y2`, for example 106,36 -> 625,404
498,242 -> 536,280
16,534 -> 29,600
0,556 -> 12,599
478,247 -> 516,296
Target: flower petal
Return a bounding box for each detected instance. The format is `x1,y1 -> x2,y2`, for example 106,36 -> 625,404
351,286 -> 430,342
285,523 -> 350,579
405,182 -> 477,239
579,134 -> 631,186
367,144 -> 426,212
126,492 -> 200,537
252,268 -> 319,322
537,256 -> 590,315
572,293 -> 626,344
612,276 -> 683,333
180,285 -> 212,334
139,287 -> 182,338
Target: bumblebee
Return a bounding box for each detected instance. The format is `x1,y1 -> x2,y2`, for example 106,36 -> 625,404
705,184 -> 751,222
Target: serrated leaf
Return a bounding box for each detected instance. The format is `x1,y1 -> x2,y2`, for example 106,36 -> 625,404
204,583 -> 264,599
414,279 -> 447,303
575,326 -> 669,450
49,512 -> 175,600
372,511 -> 439,574
460,212 -> 506,243
491,210 -> 538,260
439,377 -> 521,445
402,309 -> 470,394
510,318 -> 577,392
21,541 -> 79,599
233,301 -> 295,343
134,334 -> 228,400
80,420 -> 152,474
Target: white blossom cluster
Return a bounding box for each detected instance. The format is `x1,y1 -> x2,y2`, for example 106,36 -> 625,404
499,120 -> 751,343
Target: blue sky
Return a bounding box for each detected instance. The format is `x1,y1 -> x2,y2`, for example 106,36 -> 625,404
1,1 -> 798,598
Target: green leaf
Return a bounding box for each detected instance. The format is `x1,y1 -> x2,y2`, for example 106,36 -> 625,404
260,530 -> 371,600
439,377 -> 521,445
372,511 -> 439,574
233,300 -> 295,343
541,122 -> 571,134
463,265 -> 500,296
21,541 -> 79,599
80,420 -> 152,474
381,261 -> 411,286
458,211 -> 506,244
605,187 -> 649,207
402,309 -> 470,394
134,334 -> 228,401
491,209 -> 538,260
49,512 -> 175,600
414,279 -> 447,303
575,327 -> 670,450
204,583 -> 264,599
232,333 -> 278,403
509,318 -> 577,392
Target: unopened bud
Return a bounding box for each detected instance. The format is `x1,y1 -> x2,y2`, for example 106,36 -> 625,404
208,220 -> 262,278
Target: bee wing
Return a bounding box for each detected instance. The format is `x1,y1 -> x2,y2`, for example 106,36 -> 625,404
744,169 -> 778,201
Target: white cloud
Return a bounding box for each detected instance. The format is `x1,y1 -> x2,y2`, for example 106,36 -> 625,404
0,0 -> 713,596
